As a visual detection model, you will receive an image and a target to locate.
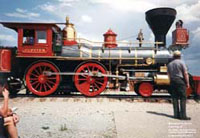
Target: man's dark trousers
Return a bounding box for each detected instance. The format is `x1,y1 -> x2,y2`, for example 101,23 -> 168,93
170,78 -> 187,119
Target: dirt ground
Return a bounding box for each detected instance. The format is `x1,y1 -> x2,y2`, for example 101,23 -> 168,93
1,96 -> 199,138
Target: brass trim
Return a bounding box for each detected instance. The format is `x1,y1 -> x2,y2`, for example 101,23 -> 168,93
154,74 -> 170,85
160,65 -> 167,73
80,50 -> 82,58
152,50 -> 155,64
119,49 -> 122,64
135,49 -> 138,66
89,48 -> 92,58
146,57 -> 153,65
98,49 -> 101,61
16,56 -> 143,60
117,64 -> 149,67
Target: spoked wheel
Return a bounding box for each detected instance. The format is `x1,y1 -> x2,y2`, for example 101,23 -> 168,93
25,62 -> 60,96
138,82 -> 153,97
74,62 -> 108,97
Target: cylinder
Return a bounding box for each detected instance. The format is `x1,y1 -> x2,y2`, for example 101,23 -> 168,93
154,74 -> 170,85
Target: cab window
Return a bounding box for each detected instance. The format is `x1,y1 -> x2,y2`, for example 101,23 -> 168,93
23,29 -> 35,45
36,31 -> 47,43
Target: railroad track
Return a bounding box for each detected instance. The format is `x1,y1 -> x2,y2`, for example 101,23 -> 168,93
10,92 -> 197,103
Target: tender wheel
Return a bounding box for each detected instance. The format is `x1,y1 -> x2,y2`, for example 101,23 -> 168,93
138,82 -> 153,97
74,62 -> 108,97
25,62 -> 60,96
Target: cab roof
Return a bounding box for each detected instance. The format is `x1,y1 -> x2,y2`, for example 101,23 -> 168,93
0,22 -> 61,32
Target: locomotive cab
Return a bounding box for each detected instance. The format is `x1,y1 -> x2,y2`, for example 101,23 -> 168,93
1,22 -> 62,57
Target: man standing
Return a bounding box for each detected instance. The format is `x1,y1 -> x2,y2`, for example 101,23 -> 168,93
167,50 -> 191,120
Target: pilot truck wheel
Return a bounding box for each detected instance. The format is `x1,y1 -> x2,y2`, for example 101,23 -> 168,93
135,82 -> 154,97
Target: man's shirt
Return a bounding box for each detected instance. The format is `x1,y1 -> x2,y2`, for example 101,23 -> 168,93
167,59 -> 187,80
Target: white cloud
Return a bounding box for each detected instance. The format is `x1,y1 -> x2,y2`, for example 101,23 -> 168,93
58,0 -> 79,2
40,3 -> 56,12
16,8 -> 26,13
0,34 -> 16,42
192,27 -> 200,35
5,8 -> 40,19
81,15 -> 93,23
148,33 -> 154,42
90,0 -> 158,12
39,2 -> 73,19
190,27 -> 200,46
176,1 -> 200,23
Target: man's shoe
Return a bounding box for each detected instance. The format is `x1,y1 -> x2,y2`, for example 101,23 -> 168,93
194,98 -> 200,103
174,115 -> 180,119
180,117 -> 191,120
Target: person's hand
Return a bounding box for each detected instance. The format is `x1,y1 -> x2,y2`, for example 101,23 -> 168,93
186,83 -> 190,89
13,114 -> 20,124
2,88 -> 9,99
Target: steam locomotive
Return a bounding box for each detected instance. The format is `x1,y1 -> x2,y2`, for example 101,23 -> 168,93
0,8 -> 190,97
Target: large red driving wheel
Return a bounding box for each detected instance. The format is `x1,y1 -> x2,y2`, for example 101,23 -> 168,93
74,62 -> 108,97
25,62 -> 60,96
138,82 -> 153,97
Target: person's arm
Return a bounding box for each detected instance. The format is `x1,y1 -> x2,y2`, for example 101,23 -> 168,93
167,64 -> 171,81
184,70 -> 190,88
182,63 -> 190,88
0,88 -> 9,117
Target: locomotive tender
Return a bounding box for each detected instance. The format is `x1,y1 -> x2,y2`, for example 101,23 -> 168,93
0,8 -> 189,97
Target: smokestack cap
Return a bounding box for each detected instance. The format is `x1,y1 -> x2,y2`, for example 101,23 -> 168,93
145,7 -> 177,35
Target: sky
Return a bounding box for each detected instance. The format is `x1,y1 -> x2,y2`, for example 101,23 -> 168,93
0,0 -> 200,75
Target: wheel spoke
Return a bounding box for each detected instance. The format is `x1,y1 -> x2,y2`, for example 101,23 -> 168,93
31,80 -> 39,85
39,66 -> 43,74
95,77 -> 104,80
34,68 -> 41,75
39,84 -> 42,91
79,81 -> 90,92
45,82 -> 52,89
47,77 -> 57,80
95,81 -> 104,86
94,83 -> 100,90
91,85 -> 95,92
43,84 -> 47,91
30,73 -> 38,77
47,80 -> 55,85
87,66 -> 91,72
30,78 -> 38,81
92,66 -> 95,71
43,66 -> 47,71
77,78 -> 87,81
35,83 -> 40,89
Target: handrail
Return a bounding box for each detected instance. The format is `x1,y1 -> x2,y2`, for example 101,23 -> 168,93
75,37 -> 163,47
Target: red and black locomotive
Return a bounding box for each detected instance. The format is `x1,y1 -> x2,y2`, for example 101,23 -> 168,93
0,8 -> 190,97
